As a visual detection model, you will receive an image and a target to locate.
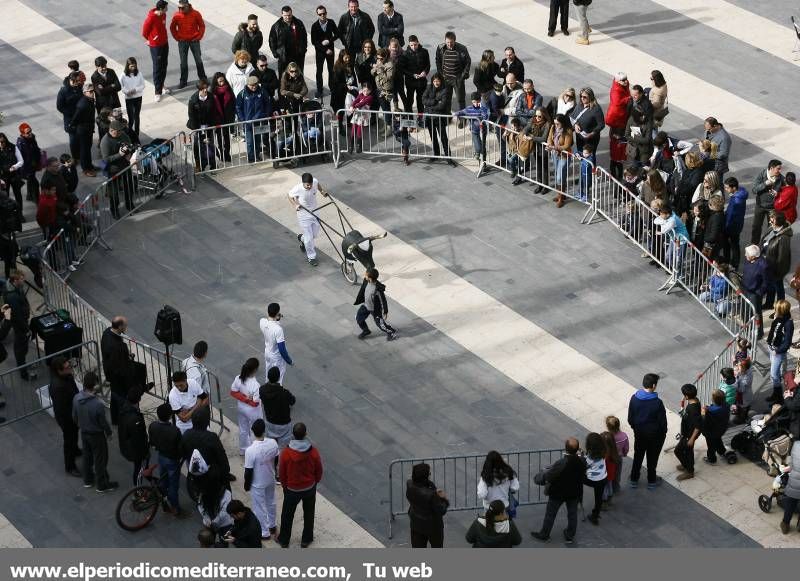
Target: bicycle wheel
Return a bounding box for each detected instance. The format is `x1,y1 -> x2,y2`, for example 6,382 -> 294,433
342,260 -> 357,284
116,486 -> 160,531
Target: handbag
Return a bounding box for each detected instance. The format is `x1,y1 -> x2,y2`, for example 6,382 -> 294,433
783,358 -> 800,392
507,490 -> 519,519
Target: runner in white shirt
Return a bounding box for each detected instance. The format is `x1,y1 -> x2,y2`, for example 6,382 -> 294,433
259,302 -> 293,383
167,371 -> 207,433
244,419 -> 280,539
288,172 -> 329,267
230,358 -> 264,455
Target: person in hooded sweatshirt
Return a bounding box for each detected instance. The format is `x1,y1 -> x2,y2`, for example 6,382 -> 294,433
627,373 -> 668,489
259,365 -> 296,452
722,177 -> 748,269
277,422 -> 323,548
465,499 -> 522,548
405,462 -> 449,547
354,267 -> 397,341
72,372 -> 118,493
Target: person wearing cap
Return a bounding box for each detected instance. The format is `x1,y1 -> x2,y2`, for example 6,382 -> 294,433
15,123 -> 42,204
626,373 -> 668,490
170,0 -> 207,90
69,83 -> 98,177
288,173 -> 329,267
142,0 -> 171,102
100,118 -> 134,219
259,303 -> 293,384
268,6 -> 308,77
235,75 -> 276,163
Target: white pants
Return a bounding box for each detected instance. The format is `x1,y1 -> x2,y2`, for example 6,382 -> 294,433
576,5 -> 589,38
265,355 -> 287,384
299,219 -> 320,260
251,484 -> 277,534
237,403 -> 264,455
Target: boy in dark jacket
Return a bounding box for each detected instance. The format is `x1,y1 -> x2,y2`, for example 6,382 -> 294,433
354,267 -> 397,341
702,389 -> 730,464
627,373 -> 668,489
118,389 -> 149,486
149,403 -> 184,515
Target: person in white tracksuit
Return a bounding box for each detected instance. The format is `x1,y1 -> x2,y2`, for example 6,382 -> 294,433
244,419 -> 280,539
288,172 -> 329,267
229,358 -> 264,455
259,302 -> 293,383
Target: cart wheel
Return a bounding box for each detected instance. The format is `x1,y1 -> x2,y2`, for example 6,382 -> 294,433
758,494 -> 773,513
342,260 -> 358,284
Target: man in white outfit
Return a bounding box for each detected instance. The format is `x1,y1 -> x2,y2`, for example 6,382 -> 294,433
244,419 -> 280,540
288,172 -> 329,267
259,302 -> 293,383
182,340 -> 210,393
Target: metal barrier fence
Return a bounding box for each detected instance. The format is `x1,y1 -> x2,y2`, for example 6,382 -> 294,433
333,109 -> 478,167
481,120 -> 594,219
43,132 -> 191,277
388,448 -> 564,538
185,109 -> 336,183
0,340 -> 101,426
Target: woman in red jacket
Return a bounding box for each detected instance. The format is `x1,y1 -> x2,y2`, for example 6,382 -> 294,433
774,172 -> 798,224
605,73 -> 630,180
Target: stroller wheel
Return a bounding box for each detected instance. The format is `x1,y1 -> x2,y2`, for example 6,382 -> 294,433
758,494 -> 773,513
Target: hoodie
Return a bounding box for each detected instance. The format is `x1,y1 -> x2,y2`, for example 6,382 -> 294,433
72,390 -> 112,435
724,186 -> 749,235
258,381 -> 296,425
774,184 -> 798,224
170,6 -> 205,42
627,389 -> 667,436
279,438 -> 323,492
464,517 -> 522,548
142,8 -> 168,48
702,403 -> 730,439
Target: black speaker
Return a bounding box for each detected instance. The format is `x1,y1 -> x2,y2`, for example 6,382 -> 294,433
154,305 -> 182,346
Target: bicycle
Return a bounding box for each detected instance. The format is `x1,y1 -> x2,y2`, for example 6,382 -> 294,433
115,463 -> 200,531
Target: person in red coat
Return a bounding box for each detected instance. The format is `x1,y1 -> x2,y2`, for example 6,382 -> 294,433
210,73 -> 236,163
142,0 -> 170,101
774,172 -> 798,224
605,73 -> 630,180
276,422 -> 323,548
170,0 -> 207,89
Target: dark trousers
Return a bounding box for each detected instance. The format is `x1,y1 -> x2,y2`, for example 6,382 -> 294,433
192,131 -> 217,171
81,431 -> 110,489
410,527 -> 444,548
56,416 -> 80,472
214,128 -> 231,162
783,497 -> 799,525
356,305 -> 396,335
149,44 -> 169,94
125,97 -> 142,138
426,119 -> 450,157
158,455 -> 182,510
751,205 -> 771,244
705,435 -> 726,462
443,76 -> 466,113
13,326 -> 28,367
582,477 -> 606,518
723,231 -> 741,268
76,131 -> 94,171
538,496 -> 578,539
277,486 -> 316,546
764,278 -> 785,310
109,390 -> 126,425
314,50 -> 334,96
674,436 -> 695,473
67,131 -> 81,163
178,40 -> 207,86
743,290 -> 764,336
630,431 -> 666,483
107,176 -> 135,220
131,456 -> 148,487
24,175 -> 39,203
548,0 -> 570,32
402,81 -> 425,113
0,236 -> 17,279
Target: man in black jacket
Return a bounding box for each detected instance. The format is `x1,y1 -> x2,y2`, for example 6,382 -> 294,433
434,32 -> 471,113
149,402 -> 185,515
268,6 -> 308,76
180,405 -> 233,482
400,35 -> 429,113
91,56 -> 121,142
761,210 -> 793,311
376,0 -> 404,48
498,47 -> 524,82
100,316 -> 134,425
260,366 -> 296,453
253,55 -> 280,101
354,268 -> 397,341
0,192 -> 21,278
224,500 -> 263,547
338,0 -> 375,59
531,438 -> 585,544
70,84 -> 98,176
100,120 -> 135,219
48,355 -> 82,477
310,5 -> 339,99
4,271 -> 30,378
627,373 -> 668,489
232,15 -> 263,65
186,80 -> 216,172
56,73 -> 84,164
118,388 -> 149,486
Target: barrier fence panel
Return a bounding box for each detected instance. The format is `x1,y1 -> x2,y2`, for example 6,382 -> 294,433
388,448 -> 564,538
481,120 -> 593,215
186,109 -> 336,180
0,340 -> 101,427
333,109 -> 478,166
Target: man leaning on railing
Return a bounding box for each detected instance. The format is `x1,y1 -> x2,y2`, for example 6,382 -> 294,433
99,121 -> 135,220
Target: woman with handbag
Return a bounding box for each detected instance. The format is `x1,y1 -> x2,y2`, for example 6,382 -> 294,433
465,500 -> 522,548
477,450 -> 520,515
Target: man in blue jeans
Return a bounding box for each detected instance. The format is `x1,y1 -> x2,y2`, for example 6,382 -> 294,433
235,76 -> 276,163
148,403 -> 188,517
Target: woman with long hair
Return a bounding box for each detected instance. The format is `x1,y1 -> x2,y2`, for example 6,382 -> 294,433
692,171 -> 722,205
405,462 -> 449,548
465,499 -> 522,548
522,106 -> 552,193
472,50 -> 499,103
355,39 -> 378,93
121,57 -> 145,138
570,86 -> 604,152
230,358 -> 263,455
210,72 -> 235,163
195,463 -> 234,538
546,113 -> 574,207
582,432 -> 607,525
477,450 -> 520,510
649,70 -> 669,126
766,300 -> 794,404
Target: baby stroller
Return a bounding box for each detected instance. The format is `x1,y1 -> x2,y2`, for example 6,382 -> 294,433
132,138 -> 190,198
758,467 -> 792,513
732,405 -> 793,476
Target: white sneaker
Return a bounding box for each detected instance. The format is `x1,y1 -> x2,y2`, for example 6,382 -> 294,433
162,87 -> 171,95
154,93 -> 162,103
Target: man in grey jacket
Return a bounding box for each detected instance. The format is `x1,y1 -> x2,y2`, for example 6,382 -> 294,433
100,120 -> 134,219
751,159 -> 785,244
704,116 -> 732,182
72,372 -> 118,493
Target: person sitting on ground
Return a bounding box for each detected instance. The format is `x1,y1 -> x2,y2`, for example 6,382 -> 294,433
222,499 -> 263,548
465,499 -> 522,548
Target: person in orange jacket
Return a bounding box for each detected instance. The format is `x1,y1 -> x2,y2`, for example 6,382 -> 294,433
142,0 -> 170,102
276,423 -> 323,548
774,172 -> 798,225
170,0 -> 207,89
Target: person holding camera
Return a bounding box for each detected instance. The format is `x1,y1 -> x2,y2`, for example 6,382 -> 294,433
100,120 -> 135,219
751,160 -> 785,245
